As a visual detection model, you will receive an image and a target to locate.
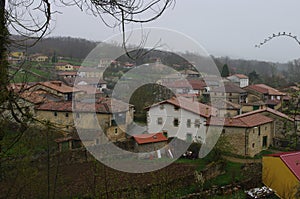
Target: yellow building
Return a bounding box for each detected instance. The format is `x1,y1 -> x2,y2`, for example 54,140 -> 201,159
30,54 -> 49,62
263,152 -> 300,199
55,62 -> 74,71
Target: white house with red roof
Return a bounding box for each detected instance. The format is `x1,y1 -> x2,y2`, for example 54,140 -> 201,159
227,74 -> 249,88
147,96 -> 218,142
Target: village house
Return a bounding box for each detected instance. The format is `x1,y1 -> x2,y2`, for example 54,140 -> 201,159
263,152 -> 300,199
55,62 -> 75,71
132,132 -> 168,154
27,81 -> 83,101
75,77 -> 107,91
147,96 -> 218,142
98,58 -> 114,68
77,67 -> 103,78
35,98 -> 134,142
241,100 -> 266,113
208,113 -> 274,157
57,71 -> 78,79
29,54 -> 49,62
245,84 -> 286,110
227,74 -> 249,88
180,69 -> 201,79
233,107 -> 294,143
213,100 -> 242,117
209,83 -> 248,104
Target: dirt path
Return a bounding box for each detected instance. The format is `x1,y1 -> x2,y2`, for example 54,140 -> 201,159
222,155 -> 262,164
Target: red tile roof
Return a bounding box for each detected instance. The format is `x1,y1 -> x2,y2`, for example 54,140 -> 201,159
150,96 -> 218,118
233,107 -> 294,122
28,81 -> 82,93
208,113 -> 273,127
36,98 -> 131,113
267,152 -> 300,181
211,83 -> 247,93
246,84 -> 286,96
133,132 -> 168,144
188,79 -> 207,90
232,74 -> 248,79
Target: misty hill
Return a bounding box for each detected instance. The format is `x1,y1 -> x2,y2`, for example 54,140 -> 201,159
9,36 -> 293,74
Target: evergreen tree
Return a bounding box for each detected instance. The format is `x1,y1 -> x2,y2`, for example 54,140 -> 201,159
221,64 -> 230,77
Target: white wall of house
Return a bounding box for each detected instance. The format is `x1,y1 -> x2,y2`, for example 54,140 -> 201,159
147,103 -> 208,142
227,76 -> 249,88
240,78 -> 249,88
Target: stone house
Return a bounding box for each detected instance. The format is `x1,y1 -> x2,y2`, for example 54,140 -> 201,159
132,132 -> 168,153
27,81 -> 83,101
207,113 -> 274,157
147,96 -> 218,142
213,100 -> 241,117
35,98 -> 134,142
245,84 -> 286,110
209,83 -> 248,104
233,107 -> 294,140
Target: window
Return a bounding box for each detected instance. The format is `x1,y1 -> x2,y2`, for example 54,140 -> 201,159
229,93 -> 232,96
174,106 -> 179,111
114,128 -> 118,134
76,113 -> 80,118
157,117 -> 163,125
160,105 -> 164,110
195,119 -> 200,128
265,126 -> 267,130
187,119 -> 191,128
65,113 -> 69,117
186,133 -> 193,143
173,118 -> 179,127
258,126 -> 261,136
252,143 -> 255,148
222,129 -> 225,134
163,131 -> 168,138
54,112 -> 57,117
263,136 -> 268,147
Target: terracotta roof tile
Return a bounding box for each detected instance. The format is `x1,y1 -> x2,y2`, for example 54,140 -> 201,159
150,96 -> 218,118
232,74 -> 248,79
36,98 -> 131,113
246,84 -> 286,96
211,83 -> 246,93
208,113 -> 273,127
133,132 -> 167,144
233,107 -> 293,122
28,81 -> 82,93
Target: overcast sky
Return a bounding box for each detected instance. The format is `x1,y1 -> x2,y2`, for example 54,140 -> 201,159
50,0 -> 300,63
